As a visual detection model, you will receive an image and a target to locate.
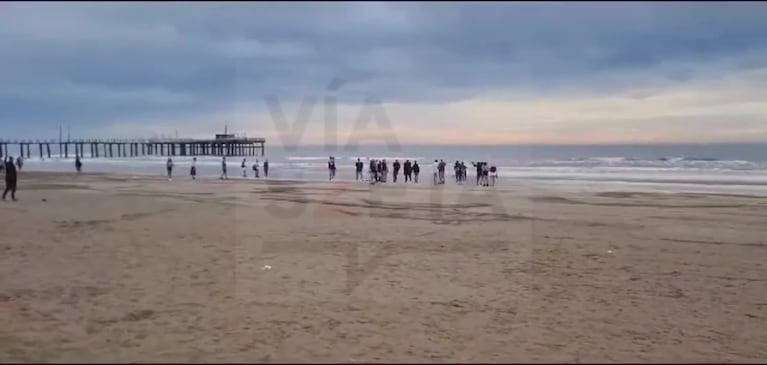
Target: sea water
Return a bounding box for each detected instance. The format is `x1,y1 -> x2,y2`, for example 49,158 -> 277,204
17,143 -> 767,196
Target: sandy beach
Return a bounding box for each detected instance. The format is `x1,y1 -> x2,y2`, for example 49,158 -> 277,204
0,171 -> 765,363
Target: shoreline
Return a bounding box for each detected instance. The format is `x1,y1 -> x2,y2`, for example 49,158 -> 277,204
12,168 -> 767,198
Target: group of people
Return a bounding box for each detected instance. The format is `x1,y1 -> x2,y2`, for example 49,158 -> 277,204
472,161 -> 498,187
357,158 -> 422,184
346,157 -> 496,187
164,157 -> 270,181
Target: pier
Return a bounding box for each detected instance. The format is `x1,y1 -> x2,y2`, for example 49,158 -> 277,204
0,137 -> 265,159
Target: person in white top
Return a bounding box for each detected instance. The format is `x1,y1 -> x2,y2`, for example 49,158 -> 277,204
432,160 -> 439,186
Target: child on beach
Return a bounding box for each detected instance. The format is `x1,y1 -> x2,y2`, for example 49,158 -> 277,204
190,157 -> 197,180
166,158 -> 174,180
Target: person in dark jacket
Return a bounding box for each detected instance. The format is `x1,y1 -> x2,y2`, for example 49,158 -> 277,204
393,160 -> 401,183
412,161 -> 420,183
403,160 -> 412,183
3,156 -> 18,201
263,160 -> 269,178
355,158 -> 364,181
75,156 -> 83,173
472,162 -> 483,185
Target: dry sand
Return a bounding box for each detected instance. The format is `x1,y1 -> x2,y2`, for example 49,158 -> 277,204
0,171 -> 765,363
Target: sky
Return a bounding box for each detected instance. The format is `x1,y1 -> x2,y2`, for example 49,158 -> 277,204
1,2 -> 767,146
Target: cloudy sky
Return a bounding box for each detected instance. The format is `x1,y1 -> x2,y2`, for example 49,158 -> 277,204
1,2 -> 766,145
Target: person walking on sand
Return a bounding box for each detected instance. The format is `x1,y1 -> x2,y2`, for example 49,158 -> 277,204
190,157 -> 197,180
393,159 -> 401,183
220,157 -> 228,180
403,160 -> 412,183
355,158 -> 364,181
166,158 -> 174,180
3,156 -> 17,201
75,156 -> 83,173
263,159 -> 269,178
413,161 -> 420,183
241,158 -> 248,178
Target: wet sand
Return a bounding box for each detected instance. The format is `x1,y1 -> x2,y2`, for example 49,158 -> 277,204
1,171 -> 766,362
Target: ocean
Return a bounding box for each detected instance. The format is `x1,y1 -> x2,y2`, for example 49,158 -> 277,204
15,143 -> 767,195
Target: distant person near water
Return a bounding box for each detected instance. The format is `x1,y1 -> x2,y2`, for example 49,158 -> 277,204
16,156 -> 23,171
412,161 -> 420,183
3,156 -> 18,201
190,157 -> 197,180
328,157 -> 336,181
472,162 -> 483,185
432,160 -> 439,185
355,158 -> 364,181
393,160 -> 401,183
439,159 -> 447,184
253,159 -> 260,178
403,160 -> 412,183
166,158 -> 174,180
369,158 -> 378,183
241,158 -> 248,178
490,164 -> 498,186
263,160 -> 269,178
75,156 -> 83,173
220,157 -> 228,180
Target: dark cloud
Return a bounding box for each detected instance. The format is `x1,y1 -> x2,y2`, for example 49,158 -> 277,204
1,2 -> 766,138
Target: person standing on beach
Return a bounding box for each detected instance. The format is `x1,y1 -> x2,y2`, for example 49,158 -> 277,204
166,158 -> 174,180
432,160 -> 439,185
461,162 -> 468,182
355,158 -> 364,181
412,161 -> 420,183
328,157 -> 336,181
382,159 -> 388,183
403,160 -> 412,183
221,157 -> 228,180
472,162 -> 483,185
482,163 -> 490,187
75,156 -> 83,173
393,160 -> 401,183
3,156 -> 18,201
253,159 -> 260,178
241,158 -> 248,178
369,159 -> 377,183
16,156 -> 23,172
490,164 -> 498,186
263,160 -> 269,178
190,157 -> 197,180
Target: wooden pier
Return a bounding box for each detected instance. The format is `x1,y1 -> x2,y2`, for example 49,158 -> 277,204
0,137 -> 265,159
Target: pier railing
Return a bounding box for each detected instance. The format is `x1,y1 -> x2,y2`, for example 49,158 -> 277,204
0,137 -> 266,159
